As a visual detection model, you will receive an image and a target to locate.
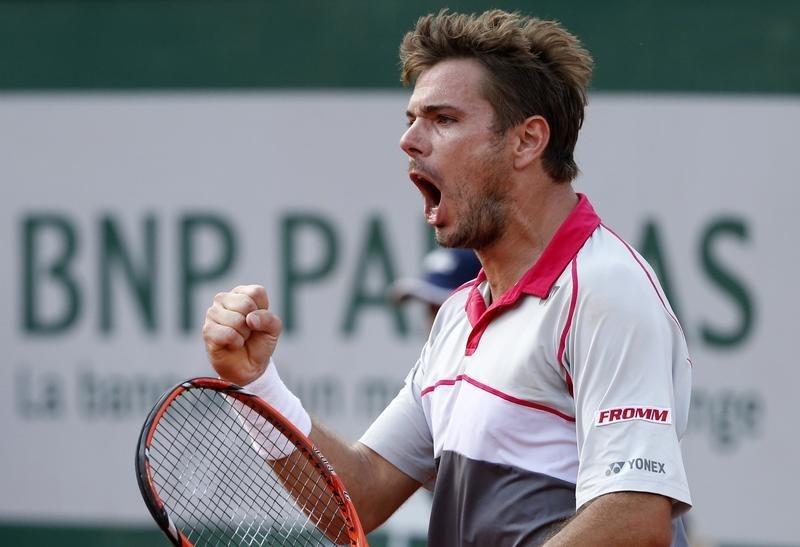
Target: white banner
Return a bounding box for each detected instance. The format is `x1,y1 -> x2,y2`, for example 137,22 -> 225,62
1,92 -> 797,544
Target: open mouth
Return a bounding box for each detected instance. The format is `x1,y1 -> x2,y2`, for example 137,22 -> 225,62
410,172 -> 442,223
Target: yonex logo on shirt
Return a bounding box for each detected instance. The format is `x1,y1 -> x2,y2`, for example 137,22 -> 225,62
606,461 -> 626,475
606,458 -> 666,475
596,406 -> 671,426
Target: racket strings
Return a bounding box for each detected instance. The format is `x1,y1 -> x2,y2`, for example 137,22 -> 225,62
153,390 -> 339,545
237,403 -> 348,544
153,392 -> 263,544
270,448 -> 349,542
147,388 -> 351,546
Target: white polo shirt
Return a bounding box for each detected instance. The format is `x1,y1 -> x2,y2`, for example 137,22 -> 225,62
361,194 -> 692,545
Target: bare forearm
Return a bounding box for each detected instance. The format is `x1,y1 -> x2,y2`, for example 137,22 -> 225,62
309,418 -> 419,532
544,492 -> 672,547
308,421 -> 378,509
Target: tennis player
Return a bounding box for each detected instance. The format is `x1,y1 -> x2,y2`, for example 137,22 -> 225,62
203,9 -> 692,546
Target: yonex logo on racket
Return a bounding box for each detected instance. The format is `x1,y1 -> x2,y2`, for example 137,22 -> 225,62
314,447 -> 336,474
596,406 -> 671,426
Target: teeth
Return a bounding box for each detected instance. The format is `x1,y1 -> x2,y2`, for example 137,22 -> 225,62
426,206 -> 439,224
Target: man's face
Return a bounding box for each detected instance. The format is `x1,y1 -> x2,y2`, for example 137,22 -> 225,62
401,58 -> 512,250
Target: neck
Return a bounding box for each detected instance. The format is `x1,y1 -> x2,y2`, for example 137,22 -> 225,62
477,182 -> 578,301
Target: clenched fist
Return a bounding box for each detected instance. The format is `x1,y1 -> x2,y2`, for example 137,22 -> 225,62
201,284 -> 283,386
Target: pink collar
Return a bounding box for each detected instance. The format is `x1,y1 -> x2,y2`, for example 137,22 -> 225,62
465,193 -> 600,325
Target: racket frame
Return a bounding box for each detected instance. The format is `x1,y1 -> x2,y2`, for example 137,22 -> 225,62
135,376 -> 368,547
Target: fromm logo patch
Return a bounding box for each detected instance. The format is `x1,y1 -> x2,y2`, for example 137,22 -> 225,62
596,406 -> 671,426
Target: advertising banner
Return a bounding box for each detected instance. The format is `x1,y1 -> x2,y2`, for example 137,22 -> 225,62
1,92 -> 797,544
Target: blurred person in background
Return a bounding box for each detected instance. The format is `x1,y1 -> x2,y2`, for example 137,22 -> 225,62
389,247 -> 482,330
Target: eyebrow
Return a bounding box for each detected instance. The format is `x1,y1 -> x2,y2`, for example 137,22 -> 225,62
406,104 -> 466,118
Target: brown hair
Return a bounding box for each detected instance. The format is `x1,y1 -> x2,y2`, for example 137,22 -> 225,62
400,9 -> 593,182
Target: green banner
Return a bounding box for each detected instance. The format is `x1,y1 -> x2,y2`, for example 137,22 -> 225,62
0,0 -> 798,92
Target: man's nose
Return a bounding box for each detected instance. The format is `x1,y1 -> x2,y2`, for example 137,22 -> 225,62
400,120 -> 430,157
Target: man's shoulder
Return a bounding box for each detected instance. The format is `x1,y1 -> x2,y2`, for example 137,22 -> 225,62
574,226 -> 669,314
579,226 -> 658,284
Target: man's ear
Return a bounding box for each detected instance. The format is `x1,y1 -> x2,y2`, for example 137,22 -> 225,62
513,115 -> 550,170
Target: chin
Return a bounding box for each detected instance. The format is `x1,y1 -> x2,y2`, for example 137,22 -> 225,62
435,230 -> 466,249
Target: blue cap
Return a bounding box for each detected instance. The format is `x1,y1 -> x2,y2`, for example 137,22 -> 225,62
390,248 -> 482,305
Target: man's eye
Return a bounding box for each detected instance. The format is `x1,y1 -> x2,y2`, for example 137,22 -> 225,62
437,116 -> 455,125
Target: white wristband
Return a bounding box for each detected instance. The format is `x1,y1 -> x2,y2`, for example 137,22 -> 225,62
237,359 -> 312,460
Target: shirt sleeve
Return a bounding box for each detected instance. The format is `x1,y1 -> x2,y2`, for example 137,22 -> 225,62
359,357 -> 435,485
568,255 -> 693,514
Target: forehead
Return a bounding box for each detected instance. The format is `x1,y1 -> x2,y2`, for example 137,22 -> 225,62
407,58 -> 491,113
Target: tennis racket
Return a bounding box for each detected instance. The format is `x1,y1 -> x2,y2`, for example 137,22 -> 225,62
135,377 -> 368,546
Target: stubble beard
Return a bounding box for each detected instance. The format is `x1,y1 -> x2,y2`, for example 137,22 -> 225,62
436,149 -> 510,251
436,192 -> 506,250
